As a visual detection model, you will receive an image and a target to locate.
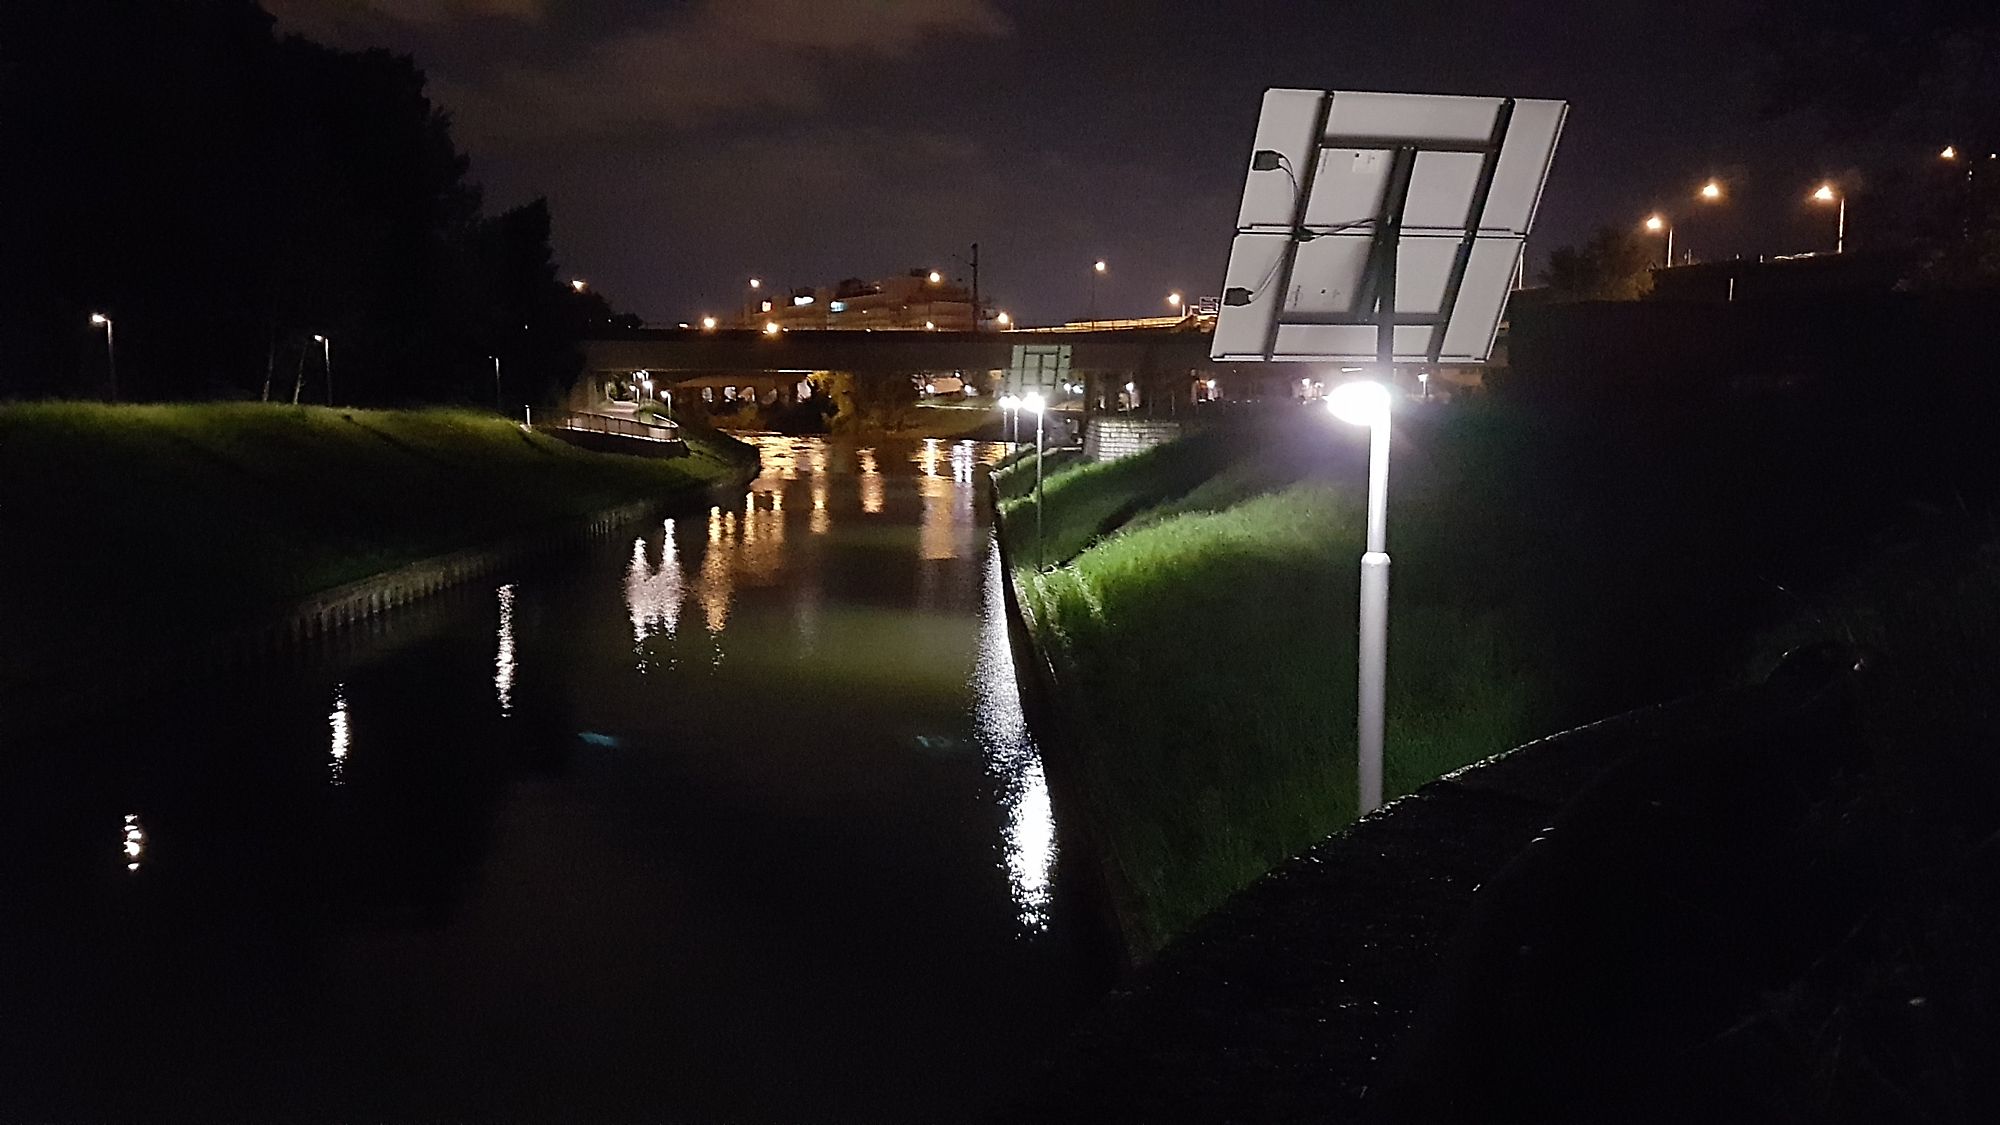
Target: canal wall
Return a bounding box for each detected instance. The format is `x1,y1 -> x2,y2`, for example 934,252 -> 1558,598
986,477 -> 1152,973
20,464 -> 759,720
1082,416 -> 1184,463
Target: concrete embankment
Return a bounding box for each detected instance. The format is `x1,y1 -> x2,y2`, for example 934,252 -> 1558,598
999,650 -> 1857,1123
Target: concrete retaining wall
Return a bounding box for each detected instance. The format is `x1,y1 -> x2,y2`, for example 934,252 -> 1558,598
1084,417 -> 1184,463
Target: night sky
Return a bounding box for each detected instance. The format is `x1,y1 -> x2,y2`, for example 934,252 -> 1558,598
264,0 -> 1865,326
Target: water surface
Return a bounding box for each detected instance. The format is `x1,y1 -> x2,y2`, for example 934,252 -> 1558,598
0,435 -> 1094,1122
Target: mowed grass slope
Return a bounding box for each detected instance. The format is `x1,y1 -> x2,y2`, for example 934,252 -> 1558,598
999,402 -> 1864,952
0,402 -> 754,687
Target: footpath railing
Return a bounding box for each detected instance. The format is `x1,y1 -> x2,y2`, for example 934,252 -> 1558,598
551,410 -> 682,443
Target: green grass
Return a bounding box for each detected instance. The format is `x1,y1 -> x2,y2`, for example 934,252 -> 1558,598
1020,483 -> 1548,949
0,402 -> 755,688
1002,401 -> 1895,953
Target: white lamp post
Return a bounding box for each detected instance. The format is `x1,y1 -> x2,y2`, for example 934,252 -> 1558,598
89,313 -> 117,402
998,393 -> 1021,447
1326,379 -> 1393,814
1811,183 -> 1846,254
313,334 -> 333,404
491,355 -> 502,411
1024,391 -> 1047,569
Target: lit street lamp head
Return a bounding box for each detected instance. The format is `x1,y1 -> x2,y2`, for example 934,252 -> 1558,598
998,394 -> 1020,411
312,334 -> 326,343
1167,292 -> 1182,307
1941,145 -> 1958,161
1023,392 -> 1046,415
1326,380 -> 1391,428
570,279 -> 588,293
1699,180 -> 1723,200
995,311 -> 1011,327
90,313 -> 110,327
927,270 -> 942,284
1644,213 -> 1667,232
763,321 -> 780,335
1812,183 -> 1838,202
1092,260 -> 1107,273
701,316 -> 718,330
749,278 -> 761,289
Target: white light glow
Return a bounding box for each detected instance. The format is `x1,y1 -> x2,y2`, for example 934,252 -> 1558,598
495,584 -> 517,716
329,685 -> 350,786
1022,392 -> 1046,415
1327,379 -> 1391,427
122,814 -> 146,873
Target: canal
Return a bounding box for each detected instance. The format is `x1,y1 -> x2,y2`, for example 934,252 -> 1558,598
0,436 -> 1099,1122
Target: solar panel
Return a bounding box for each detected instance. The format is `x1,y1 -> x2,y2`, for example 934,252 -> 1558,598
1212,89 -> 1567,364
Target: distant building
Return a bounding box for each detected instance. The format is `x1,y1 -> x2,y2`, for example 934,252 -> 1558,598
735,270 -> 981,331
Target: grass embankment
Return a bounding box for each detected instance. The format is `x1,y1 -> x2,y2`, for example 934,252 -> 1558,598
995,398 -> 1967,953
0,402 -> 756,690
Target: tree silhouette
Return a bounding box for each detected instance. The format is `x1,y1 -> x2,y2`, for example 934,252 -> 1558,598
1540,226 -> 1657,302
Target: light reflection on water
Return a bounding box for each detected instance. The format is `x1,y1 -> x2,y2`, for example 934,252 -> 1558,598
972,536 -> 1058,932
495,584 -> 517,714
328,684 -> 350,786
121,813 -> 146,873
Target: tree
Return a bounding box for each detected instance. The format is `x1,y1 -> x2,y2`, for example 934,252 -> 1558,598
0,0 -> 604,404
1540,226 -> 1657,302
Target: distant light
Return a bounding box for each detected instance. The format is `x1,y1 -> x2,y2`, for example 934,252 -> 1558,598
1023,392 -> 1046,414
701,316 -> 718,330
1644,213 -> 1667,232
1699,180 -> 1723,200
792,295 -> 814,306
928,270 -> 942,284
924,383 -> 937,395
570,279 -> 588,293
1125,381 -> 1136,393
996,311 -> 1011,326
763,321 -> 780,335
1093,260 -> 1107,273
829,300 -> 847,313
1418,370 -> 1430,383
999,394 -> 1020,410
1326,380 -> 1391,427
90,313 -> 109,327
312,334 -> 326,342
760,300 -> 773,313
1167,292 -> 1182,307
676,322 -> 689,329
1940,145 -> 1958,160
924,321 -> 936,330
749,278 -> 762,289
1812,183 -> 1838,202
1205,378 -> 1217,391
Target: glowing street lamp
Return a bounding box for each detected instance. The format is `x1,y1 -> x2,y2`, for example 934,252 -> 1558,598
1941,145 -> 1958,161
1699,179 -> 1724,201
312,333 -> 333,404
1326,379 -> 1394,814
1167,291 -> 1183,313
998,392 -> 1021,446
1644,213 -> 1673,267
1811,183 -> 1845,253
89,313 -> 117,402
701,316 -> 718,331
927,270 -> 943,284
763,321 -> 781,336
570,279 -> 588,294
1024,392 -> 1048,570
1089,259 -> 1107,326
996,311 -> 1012,328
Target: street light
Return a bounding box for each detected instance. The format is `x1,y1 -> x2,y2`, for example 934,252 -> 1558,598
1941,145 -> 1958,161
1699,179 -> 1724,201
996,311 -> 1012,328
998,393 -> 1021,447
1167,292 -> 1183,313
1644,213 -> 1673,267
570,279 -> 588,293
1325,378 -> 1394,815
1090,259 -> 1107,326
701,316 -> 718,331
927,270 -> 943,284
1811,183 -> 1846,253
1024,392 -> 1048,570
89,313 -> 117,402
313,333 -> 333,404
763,321 -> 781,335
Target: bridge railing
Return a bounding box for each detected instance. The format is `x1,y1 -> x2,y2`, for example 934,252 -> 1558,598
550,410 -> 683,443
